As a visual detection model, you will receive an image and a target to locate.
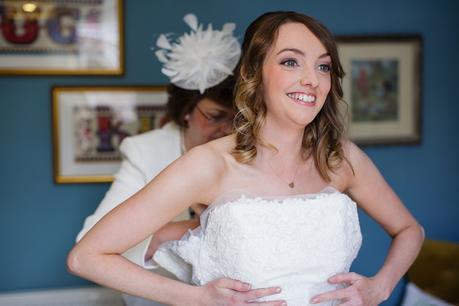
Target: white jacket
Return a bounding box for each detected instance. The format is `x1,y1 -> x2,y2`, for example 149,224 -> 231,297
76,122 -> 191,269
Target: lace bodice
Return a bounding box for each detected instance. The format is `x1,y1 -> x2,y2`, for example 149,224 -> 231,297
154,188 -> 362,306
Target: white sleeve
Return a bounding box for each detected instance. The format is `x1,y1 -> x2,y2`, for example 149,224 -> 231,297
75,137 -> 158,269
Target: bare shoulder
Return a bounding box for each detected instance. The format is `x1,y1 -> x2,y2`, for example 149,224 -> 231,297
341,139 -> 366,163
169,134 -> 235,202
196,134 -> 237,163
331,139 -> 372,190
187,134 -> 234,162
339,139 -> 386,193
340,139 -> 378,172
179,140 -> 228,177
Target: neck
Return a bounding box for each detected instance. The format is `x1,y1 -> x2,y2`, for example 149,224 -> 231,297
253,117 -> 310,190
256,115 -> 306,166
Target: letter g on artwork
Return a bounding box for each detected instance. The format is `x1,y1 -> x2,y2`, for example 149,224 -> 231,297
46,6 -> 79,45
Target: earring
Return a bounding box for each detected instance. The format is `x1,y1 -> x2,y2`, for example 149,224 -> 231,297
183,114 -> 190,128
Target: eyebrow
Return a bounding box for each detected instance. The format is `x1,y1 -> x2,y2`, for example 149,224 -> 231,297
276,48 -> 330,59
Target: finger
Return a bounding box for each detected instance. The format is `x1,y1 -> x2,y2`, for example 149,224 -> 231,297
243,286 -> 282,301
246,300 -> 286,306
216,278 -> 252,292
328,272 -> 362,284
310,287 -> 351,304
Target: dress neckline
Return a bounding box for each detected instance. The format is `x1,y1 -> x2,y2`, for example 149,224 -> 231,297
209,186 -> 341,207
197,186 -> 354,231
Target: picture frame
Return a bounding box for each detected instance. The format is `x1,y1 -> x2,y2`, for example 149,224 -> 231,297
336,35 -> 422,145
0,0 -> 124,75
52,86 -> 169,184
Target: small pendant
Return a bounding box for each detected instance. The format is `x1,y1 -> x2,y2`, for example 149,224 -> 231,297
288,182 -> 294,188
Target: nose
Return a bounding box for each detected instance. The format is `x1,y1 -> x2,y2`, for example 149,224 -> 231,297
300,66 -> 319,88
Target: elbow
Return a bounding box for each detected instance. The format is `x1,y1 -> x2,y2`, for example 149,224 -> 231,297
406,222 -> 425,247
391,221 -> 425,245
413,223 -> 426,256
67,244 -> 90,277
417,222 -> 426,242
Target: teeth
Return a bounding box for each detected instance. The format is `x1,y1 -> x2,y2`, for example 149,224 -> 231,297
287,93 -> 316,103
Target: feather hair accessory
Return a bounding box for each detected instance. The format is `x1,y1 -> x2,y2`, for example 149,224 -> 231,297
154,14 -> 241,94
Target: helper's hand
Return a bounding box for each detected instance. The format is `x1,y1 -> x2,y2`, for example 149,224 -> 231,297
195,278 -> 286,306
310,272 -> 387,306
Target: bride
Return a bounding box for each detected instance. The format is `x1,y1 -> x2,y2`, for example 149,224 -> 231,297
68,11 -> 424,306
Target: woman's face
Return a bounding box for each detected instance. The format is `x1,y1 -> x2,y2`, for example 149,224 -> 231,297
262,22 -> 332,129
184,98 -> 234,149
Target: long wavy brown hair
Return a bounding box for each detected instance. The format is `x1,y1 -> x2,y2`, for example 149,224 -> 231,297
232,11 -> 348,182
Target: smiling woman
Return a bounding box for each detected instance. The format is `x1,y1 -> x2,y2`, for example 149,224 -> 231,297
68,11 -> 424,306
233,13 -> 346,183
262,23 -> 332,128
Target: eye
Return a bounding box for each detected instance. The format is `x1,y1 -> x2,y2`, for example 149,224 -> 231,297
317,64 -> 331,73
209,113 -> 225,122
280,58 -> 299,68
208,111 -> 231,123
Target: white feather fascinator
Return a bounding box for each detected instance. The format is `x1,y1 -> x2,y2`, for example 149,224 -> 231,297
155,14 -> 241,94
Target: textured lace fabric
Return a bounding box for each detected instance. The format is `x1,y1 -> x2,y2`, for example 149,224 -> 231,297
154,188 -> 362,306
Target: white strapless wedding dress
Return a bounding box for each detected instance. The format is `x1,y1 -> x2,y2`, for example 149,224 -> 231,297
154,187 -> 362,306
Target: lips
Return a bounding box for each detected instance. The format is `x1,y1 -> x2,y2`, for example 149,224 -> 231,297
286,92 -> 316,105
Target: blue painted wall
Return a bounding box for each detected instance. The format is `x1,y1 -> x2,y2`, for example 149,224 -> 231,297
1,1 -> 458,305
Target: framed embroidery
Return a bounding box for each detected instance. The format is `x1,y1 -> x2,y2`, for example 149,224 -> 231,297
0,0 -> 124,75
52,86 -> 168,183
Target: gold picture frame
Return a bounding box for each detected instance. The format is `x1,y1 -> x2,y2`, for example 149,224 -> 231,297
0,0 -> 124,75
336,35 -> 422,145
52,86 -> 169,183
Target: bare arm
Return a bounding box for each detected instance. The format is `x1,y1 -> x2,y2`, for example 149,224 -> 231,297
68,145 -> 285,306
313,142 -> 424,305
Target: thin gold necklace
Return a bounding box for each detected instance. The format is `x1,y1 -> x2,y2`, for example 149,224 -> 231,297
267,158 -> 301,189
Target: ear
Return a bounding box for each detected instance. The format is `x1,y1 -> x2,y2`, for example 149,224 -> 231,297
183,114 -> 191,128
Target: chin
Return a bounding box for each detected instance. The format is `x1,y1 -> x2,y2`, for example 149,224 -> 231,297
289,111 -> 319,128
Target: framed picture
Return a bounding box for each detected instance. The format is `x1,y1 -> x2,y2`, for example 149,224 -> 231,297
52,86 -> 169,183
0,0 -> 124,75
336,35 -> 422,145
